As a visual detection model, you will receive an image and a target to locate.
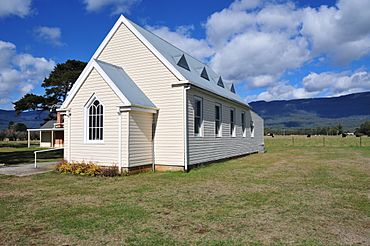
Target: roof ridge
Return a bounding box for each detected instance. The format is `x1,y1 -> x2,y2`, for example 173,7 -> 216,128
126,18 -> 216,76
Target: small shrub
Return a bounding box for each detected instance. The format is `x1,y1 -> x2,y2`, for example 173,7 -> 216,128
101,166 -> 120,177
55,160 -> 120,177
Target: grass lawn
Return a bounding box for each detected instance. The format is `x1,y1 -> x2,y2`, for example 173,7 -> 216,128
0,141 -> 63,165
0,137 -> 369,245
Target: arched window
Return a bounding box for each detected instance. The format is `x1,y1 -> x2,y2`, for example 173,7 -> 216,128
87,99 -> 103,141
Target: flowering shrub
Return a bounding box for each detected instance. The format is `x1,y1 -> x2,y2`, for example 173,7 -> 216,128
56,160 -> 120,176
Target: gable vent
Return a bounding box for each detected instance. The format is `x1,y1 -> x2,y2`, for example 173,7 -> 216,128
200,67 -> 209,81
177,54 -> 190,71
217,76 -> 224,88
230,83 -> 236,93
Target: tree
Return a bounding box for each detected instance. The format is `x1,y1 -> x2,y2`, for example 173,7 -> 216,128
10,123 -> 28,132
42,60 -> 87,104
357,121 -> 370,136
13,94 -> 45,113
13,60 -> 87,119
336,123 -> 343,135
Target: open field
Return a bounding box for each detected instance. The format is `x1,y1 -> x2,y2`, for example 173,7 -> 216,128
0,142 -> 63,165
267,135 -> 370,148
0,137 -> 369,245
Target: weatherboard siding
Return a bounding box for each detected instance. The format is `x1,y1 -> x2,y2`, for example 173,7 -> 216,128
97,22 -> 185,166
187,87 -> 264,165
66,68 -> 125,166
129,111 -> 153,167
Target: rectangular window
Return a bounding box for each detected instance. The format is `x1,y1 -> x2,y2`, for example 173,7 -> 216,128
194,96 -> 203,137
250,120 -> 255,138
215,104 -> 222,137
230,108 -> 235,137
241,112 -> 246,137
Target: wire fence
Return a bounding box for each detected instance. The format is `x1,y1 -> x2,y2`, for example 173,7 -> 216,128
265,135 -> 370,148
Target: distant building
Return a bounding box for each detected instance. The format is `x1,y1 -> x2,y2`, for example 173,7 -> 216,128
27,112 -> 64,148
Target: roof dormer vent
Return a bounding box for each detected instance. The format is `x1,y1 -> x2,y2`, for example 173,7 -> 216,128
217,76 -> 224,88
200,67 -> 209,81
230,83 -> 236,93
177,54 -> 190,71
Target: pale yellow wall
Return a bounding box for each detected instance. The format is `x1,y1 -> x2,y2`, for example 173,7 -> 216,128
97,23 -> 185,166
128,111 -> 153,167
65,68 -> 125,166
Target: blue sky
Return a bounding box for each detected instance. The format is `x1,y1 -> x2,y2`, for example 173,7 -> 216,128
0,0 -> 369,109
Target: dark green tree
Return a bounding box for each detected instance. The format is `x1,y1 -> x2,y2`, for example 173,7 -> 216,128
336,123 -> 343,135
358,121 -> 370,136
9,123 -> 28,132
13,94 -> 45,113
42,60 -> 87,104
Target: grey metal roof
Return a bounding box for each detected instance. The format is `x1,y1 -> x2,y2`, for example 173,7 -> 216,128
128,19 -> 250,108
40,120 -> 56,129
95,60 -> 156,109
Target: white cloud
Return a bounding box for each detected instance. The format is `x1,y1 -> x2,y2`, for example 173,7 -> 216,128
0,40 -> 55,109
34,26 -> 63,46
147,25 -> 214,61
248,70 -> 370,102
210,31 -> 309,83
83,0 -> 140,14
247,82 -> 319,102
153,0 -> 370,101
302,0 -> 370,64
0,0 -> 31,18
249,75 -> 277,88
303,71 -> 370,95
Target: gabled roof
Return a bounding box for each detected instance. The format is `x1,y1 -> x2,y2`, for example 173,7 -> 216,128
127,18 -> 249,108
61,59 -> 156,110
92,15 -> 249,108
41,120 -> 56,129
96,60 -> 156,109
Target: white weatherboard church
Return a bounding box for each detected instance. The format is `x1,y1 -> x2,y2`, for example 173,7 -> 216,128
59,15 -> 264,172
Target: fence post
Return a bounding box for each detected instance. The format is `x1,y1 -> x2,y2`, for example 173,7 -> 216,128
360,136 -> 362,147
34,152 -> 37,168
323,137 -> 325,147
292,136 -> 295,146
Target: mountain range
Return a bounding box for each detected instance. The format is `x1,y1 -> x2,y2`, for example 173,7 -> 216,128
0,91 -> 369,131
249,91 -> 370,130
0,110 -> 49,130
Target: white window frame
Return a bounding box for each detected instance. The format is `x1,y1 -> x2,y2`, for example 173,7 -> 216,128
194,96 -> 203,137
241,112 -> 246,138
215,103 -> 222,138
84,94 -> 104,144
250,120 -> 255,138
230,108 -> 236,137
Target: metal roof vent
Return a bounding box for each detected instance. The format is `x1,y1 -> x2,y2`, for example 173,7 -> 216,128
217,76 -> 224,88
200,67 -> 209,81
230,83 -> 236,93
177,54 -> 190,71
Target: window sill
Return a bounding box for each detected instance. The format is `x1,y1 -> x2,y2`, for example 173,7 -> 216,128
85,140 -> 104,144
